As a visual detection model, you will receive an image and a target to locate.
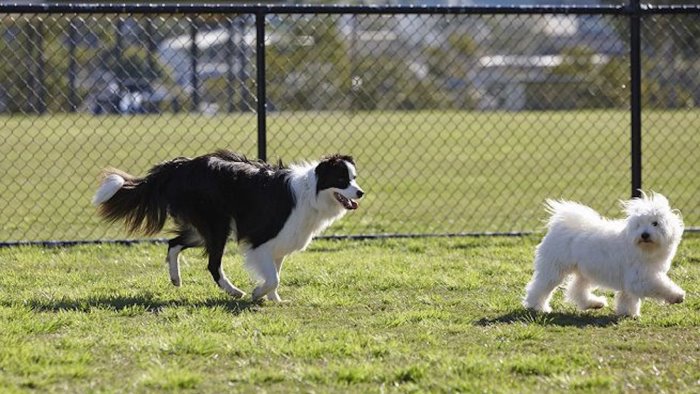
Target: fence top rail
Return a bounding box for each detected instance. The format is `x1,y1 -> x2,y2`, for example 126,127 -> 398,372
641,4 -> 700,13
1,2 -> 697,16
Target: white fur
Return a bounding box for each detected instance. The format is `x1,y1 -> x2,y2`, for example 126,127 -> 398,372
244,161 -> 360,302
167,245 -> 183,287
523,192 -> 685,317
91,174 -> 125,205
343,161 -> 364,202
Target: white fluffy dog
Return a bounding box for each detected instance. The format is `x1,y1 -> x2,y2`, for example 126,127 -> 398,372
523,192 -> 685,317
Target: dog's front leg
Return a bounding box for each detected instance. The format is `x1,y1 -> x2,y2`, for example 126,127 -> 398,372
644,275 -> 685,304
266,257 -> 286,302
247,247 -> 280,302
615,291 -> 642,317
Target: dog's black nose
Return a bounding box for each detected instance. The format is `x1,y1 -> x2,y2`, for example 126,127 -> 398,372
356,190 -> 365,199
641,232 -> 650,240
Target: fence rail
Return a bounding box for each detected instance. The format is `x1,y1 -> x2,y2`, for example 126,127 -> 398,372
1,2 -> 699,246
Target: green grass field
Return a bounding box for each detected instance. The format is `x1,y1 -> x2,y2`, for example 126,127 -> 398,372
0,235 -> 698,392
1,109 -> 699,390
0,110 -> 698,242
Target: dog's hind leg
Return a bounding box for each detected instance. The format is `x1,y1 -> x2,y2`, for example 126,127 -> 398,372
565,274 -> 607,310
523,267 -> 569,313
166,227 -> 203,287
204,229 -> 245,299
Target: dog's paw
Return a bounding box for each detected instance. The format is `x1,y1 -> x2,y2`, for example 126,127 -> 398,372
251,287 -> 269,303
266,291 -> 285,303
522,298 -> 552,313
523,304 -> 552,313
251,297 -> 265,305
586,299 -> 607,310
170,278 -> 181,287
615,309 -> 641,318
226,288 -> 246,299
585,295 -> 608,310
218,279 -> 246,298
617,312 -> 642,320
667,292 -> 685,304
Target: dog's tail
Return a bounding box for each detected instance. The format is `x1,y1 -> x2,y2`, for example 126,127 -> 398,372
543,199 -> 602,230
92,159 -> 186,235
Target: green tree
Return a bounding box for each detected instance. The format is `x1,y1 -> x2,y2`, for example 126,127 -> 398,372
601,0 -> 700,108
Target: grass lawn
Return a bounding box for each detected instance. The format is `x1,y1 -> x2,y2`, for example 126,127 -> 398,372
1,110 -> 699,242
1,234 -> 698,392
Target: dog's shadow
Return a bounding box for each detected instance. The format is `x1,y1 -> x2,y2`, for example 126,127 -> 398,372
18,293 -> 259,316
476,309 -> 622,328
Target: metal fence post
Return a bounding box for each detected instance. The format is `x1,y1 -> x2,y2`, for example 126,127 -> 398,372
629,0 -> 642,198
226,17 -> 235,113
190,18 -> 200,112
113,18 -> 124,91
34,21 -> 46,114
146,17 -> 157,79
67,18 -> 78,112
239,16 -> 251,112
256,10 -> 267,162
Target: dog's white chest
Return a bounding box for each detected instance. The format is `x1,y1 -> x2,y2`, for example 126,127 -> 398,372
269,209 -> 319,258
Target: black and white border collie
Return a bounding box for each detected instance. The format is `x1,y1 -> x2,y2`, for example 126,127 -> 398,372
92,150 -> 364,302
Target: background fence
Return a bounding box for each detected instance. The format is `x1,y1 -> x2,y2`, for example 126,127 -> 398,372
0,3 -> 698,245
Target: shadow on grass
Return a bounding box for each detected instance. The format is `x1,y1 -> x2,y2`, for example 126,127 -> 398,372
16,293 -> 260,316
476,309 -> 621,328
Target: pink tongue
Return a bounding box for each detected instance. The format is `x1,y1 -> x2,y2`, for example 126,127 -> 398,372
349,200 -> 358,210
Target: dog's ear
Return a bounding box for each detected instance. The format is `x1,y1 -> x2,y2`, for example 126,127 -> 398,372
315,154 -> 354,178
338,155 -> 354,165
670,208 -> 685,232
314,159 -> 331,177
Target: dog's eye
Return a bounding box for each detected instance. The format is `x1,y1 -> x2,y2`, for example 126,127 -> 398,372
652,221 -> 658,227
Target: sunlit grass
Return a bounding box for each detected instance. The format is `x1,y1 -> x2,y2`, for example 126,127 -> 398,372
0,234 -> 698,392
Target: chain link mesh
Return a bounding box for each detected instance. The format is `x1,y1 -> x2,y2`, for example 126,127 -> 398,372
0,8 -> 697,243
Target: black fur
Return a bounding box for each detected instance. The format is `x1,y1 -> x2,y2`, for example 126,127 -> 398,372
315,154 -> 355,194
98,150 -> 295,248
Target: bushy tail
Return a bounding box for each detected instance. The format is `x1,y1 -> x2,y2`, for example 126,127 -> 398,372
543,199 -> 602,231
92,160 -> 183,235
92,173 -> 125,206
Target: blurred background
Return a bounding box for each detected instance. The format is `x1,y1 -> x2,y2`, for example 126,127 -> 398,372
0,1 -> 698,243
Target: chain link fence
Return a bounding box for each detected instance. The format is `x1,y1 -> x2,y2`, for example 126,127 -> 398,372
0,4 -> 698,245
